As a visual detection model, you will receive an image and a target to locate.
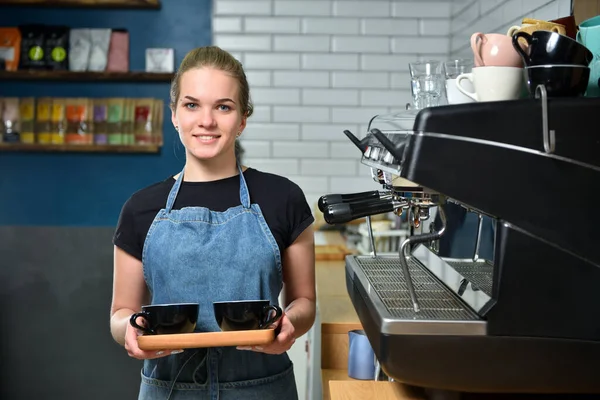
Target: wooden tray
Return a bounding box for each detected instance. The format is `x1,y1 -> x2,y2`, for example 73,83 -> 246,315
137,329 -> 275,350
315,244 -> 353,261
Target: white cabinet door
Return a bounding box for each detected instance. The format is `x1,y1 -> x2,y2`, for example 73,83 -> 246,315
306,304 -> 322,400
280,292 -> 311,399
288,332 -> 308,400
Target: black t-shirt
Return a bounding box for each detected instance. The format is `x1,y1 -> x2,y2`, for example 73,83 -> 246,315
113,168 -> 315,261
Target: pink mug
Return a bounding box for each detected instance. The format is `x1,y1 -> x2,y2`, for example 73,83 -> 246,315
470,32 -> 523,68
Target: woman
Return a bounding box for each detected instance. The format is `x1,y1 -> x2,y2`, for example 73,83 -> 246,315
110,46 -> 316,399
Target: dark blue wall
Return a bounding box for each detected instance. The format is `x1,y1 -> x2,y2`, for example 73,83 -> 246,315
0,1 -> 212,226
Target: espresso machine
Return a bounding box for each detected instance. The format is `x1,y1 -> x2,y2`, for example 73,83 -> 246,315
318,89 -> 600,394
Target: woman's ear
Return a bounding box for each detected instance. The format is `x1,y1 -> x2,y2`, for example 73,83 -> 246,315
171,107 -> 178,131
239,114 -> 247,133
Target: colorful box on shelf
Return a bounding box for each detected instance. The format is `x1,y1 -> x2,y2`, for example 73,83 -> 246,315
0,96 -> 164,151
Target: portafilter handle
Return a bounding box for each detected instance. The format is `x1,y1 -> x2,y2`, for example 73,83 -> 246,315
317,191 -> 389,212
343,130 -> 370,153
323,198 -> 402,225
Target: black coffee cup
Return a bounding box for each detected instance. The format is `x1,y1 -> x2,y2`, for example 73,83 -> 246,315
129,303 -> 199,335
213,300 -> 282,331
525,65 -> 590,97
512,30 -> 594,67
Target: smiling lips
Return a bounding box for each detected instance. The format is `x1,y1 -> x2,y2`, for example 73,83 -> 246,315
193,134 -> 221,143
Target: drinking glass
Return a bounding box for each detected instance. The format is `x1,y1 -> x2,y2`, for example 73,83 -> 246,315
443,59 -> 474,79
409,61 -> 443,109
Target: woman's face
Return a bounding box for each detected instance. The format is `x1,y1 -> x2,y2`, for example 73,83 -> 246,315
172,67 -> 246,162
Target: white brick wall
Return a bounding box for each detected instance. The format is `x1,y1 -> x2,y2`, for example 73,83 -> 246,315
213,0 -> 573,209
213,0 -> 454,207
450,0 -> 572,57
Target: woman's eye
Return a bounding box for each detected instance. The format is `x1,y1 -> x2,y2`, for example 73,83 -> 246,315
184,103 -> 197,109
217,104 -> 231,111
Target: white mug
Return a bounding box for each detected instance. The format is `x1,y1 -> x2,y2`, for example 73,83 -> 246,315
456,66 -> 524,102
445,78 -> 475,104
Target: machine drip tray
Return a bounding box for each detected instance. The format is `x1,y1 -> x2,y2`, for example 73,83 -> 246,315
346,253 -> 487,336
444,259 -> 493,297
354,256 -> 479,321
345,253 -> 600,393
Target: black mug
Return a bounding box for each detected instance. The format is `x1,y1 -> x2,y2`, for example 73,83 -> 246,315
129,303 -> 199,335
512,30 -> 594,67
524,65 -> 590,97
213,300 -> 283,331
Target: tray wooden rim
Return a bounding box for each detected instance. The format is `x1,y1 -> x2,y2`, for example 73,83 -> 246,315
137,328 -> 275,350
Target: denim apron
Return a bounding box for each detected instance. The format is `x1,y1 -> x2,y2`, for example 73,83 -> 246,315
138,166 -> 298,400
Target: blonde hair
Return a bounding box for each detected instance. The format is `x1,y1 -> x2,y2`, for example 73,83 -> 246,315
170,46 -> 254,118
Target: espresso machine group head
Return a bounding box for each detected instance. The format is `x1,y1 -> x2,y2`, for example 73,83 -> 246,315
318,92 -> 600,394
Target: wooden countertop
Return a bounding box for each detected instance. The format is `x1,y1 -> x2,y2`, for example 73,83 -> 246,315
316,259 -> 362,333
315,231 -> 362,333
329,380 -> 424,400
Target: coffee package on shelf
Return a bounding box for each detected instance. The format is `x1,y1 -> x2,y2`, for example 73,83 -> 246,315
88,29 -> 111,72
18,24 -> 46,70
153,99 -> 164,146
2,97 -> 20,143
134,98 -> 156,145
65,98 -> 91,144
106,29 -> 129,72
0,27 -> 22,71
122,98 -> 135,145
68,29 -> 90,72
145,48 -> 174,72
51,98 -> 66,144
19,97 -> 35,143
93,99 -> 108,145
35,97 -> 52,144
0,98 -> 4,142
107,98 -> 124,145
45,25 -> 69,71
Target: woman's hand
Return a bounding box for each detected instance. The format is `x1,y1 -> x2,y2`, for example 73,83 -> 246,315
124,316 -> 183,360
237,311 -> 296,355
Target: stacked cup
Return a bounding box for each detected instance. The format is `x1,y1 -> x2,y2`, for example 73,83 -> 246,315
507,18 -> 566,37
454,32 -> 525,102
512,29 -> 594,97
576,15 -> 600,97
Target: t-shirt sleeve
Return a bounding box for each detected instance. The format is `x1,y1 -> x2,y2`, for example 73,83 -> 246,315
286,180 -> 315,247
112,197 -> 143,261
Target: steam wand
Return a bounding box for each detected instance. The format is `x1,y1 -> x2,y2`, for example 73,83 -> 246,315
366,215 -> 377,258
398,204 -> 447,312
473,213 -> 483,262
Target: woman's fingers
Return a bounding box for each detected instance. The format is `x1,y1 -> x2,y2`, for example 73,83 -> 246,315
124,319 -> 183,359
237,313 -> 296,354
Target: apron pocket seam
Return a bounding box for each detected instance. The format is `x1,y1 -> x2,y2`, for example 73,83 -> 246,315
219,363 -> 293,389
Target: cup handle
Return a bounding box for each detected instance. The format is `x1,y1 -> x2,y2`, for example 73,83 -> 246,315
455,73 -> 477,101
512,31 -> 532,64
576,30 -> 582,44
470,32 -> 485,67
129,312 -> 154,335
260,305 -> 283,329
551,26 -> 560,33
507,26 -> 520,36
